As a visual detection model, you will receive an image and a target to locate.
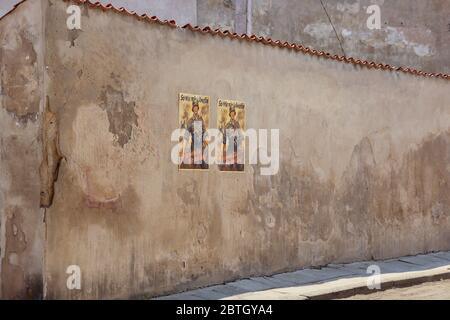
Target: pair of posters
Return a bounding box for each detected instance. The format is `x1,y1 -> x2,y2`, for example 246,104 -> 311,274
178,93 -> 245,172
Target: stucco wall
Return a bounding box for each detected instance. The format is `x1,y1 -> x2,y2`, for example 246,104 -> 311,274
251,0 -> 450,75
0,0 -> 45,299
40,0 -> 450,299
76,0 -> 450,75
2,0 -> 450,74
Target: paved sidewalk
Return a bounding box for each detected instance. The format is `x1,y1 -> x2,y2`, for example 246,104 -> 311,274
155,251 -> 450,300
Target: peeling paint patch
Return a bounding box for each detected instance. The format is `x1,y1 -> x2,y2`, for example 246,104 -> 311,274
385,27 -> 433,57
1,207 -> 28,298
0,30 -> 39,123
413,44 -> 431,57
385,27 -> 408,46
303,22 -> 334,40
341,28 -> 352,37
99,84 -> 138,148
336,2 -> 360,14
67,29 -> 82,47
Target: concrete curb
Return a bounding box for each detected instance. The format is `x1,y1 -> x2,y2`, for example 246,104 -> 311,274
156,251 -> 450,300
310,267 -> 450,300
222,264 -> 450,300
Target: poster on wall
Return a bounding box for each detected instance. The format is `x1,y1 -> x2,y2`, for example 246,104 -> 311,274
178,93 -> 210,170
217,99 -> 245,172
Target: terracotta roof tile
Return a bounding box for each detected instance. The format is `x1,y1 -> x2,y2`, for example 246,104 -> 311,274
4,0 -> 450,81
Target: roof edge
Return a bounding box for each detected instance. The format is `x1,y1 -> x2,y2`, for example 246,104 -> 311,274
0,0 -> 29,22
4,0 -> 450,82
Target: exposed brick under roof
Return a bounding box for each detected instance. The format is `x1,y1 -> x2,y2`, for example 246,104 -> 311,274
3,0 -> 450,82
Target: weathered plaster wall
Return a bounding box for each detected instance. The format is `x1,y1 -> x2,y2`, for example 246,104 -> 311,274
104,0 -> 198,26
195,0 -> 450,74
2,0 -> 450,73
91,0 -> 450,74
0,0 -> 45,299
43,0 -> 450,299
251,0 -> 450,75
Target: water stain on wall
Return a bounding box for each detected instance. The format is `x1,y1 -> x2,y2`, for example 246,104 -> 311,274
0,30 -> 39,123
1,207 -> 30,299
99,84 -> 138,148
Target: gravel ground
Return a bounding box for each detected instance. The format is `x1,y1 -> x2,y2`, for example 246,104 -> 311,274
342,279 -> 450,300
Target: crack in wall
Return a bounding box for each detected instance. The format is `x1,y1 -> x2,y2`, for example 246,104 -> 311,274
39,97 -> 62,208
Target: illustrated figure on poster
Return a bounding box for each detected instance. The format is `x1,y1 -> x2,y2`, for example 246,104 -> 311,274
179,94 -> 209,170
218,100 -> 245,172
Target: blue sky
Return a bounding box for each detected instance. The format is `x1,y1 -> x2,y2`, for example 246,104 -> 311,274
0,0 -> 21,17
